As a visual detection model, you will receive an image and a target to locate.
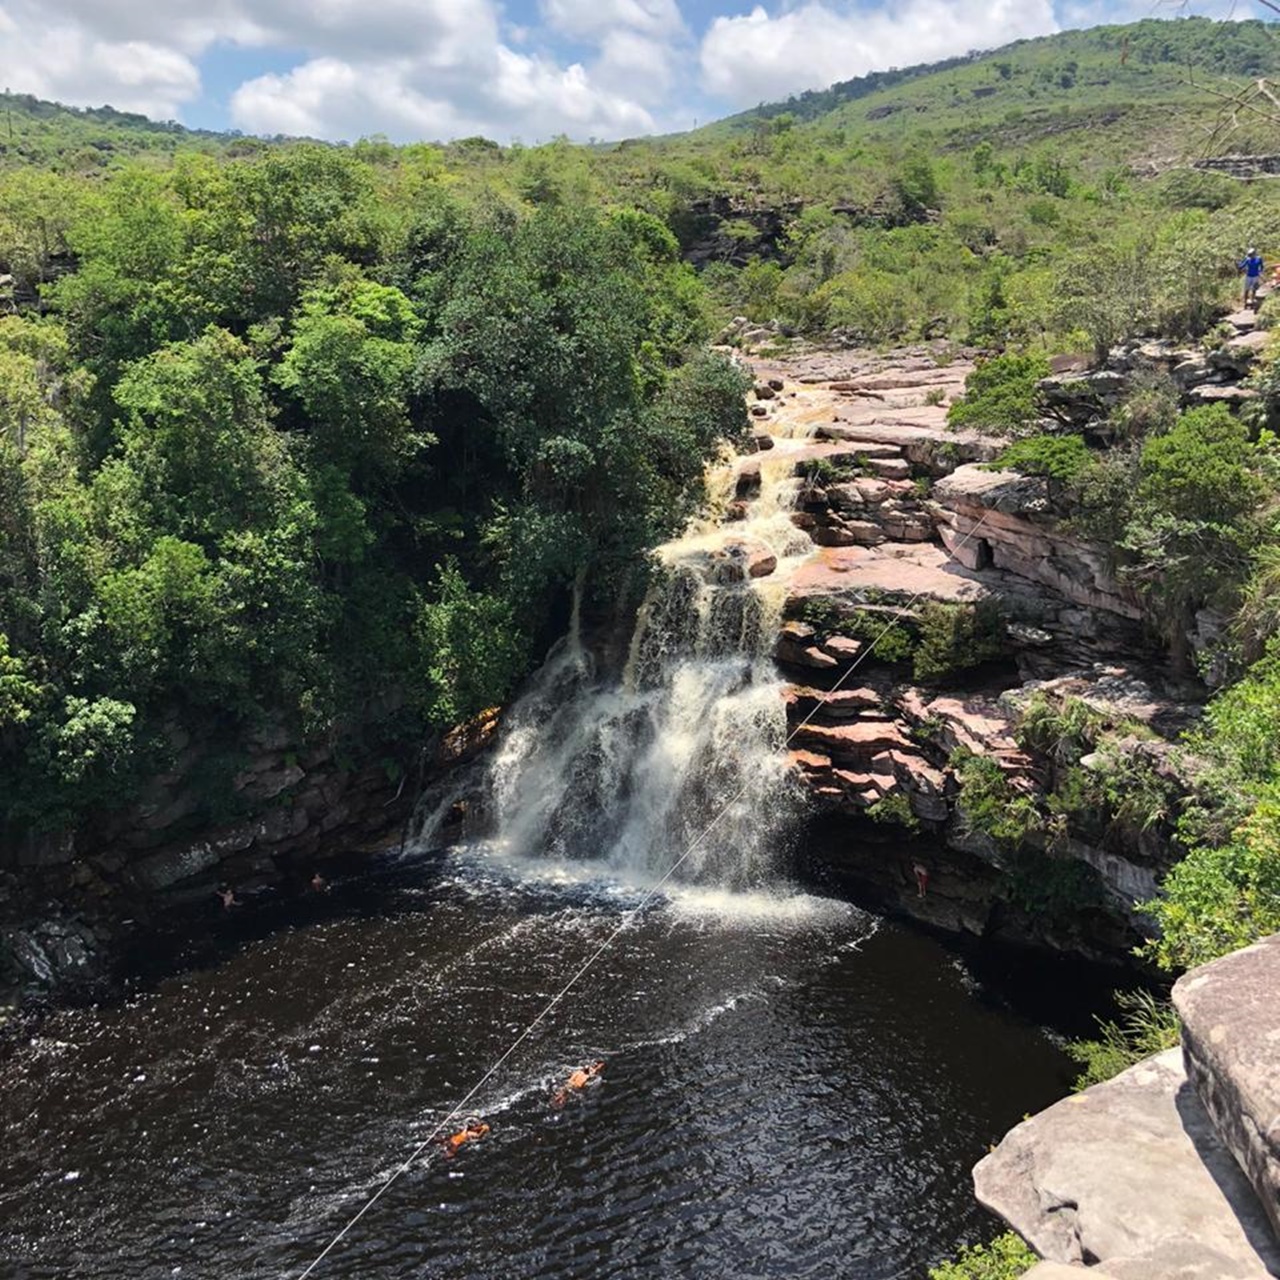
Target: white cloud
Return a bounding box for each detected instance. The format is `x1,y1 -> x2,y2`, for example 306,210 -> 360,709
541,0 -> 685,39
700,0 -> 1061,106
231,47 -> 658,143
0,6 -> 201,118
0,0 -> 672,140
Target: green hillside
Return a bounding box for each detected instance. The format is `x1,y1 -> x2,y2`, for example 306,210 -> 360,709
714,16 -> 1280,154
5,17 -> 1280,347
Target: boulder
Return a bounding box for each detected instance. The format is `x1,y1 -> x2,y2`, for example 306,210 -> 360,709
819,635 -> 862,661
1188,385 -> 1259,407
718,539 -> 778,580
1173,933 -> 1280,1242
775,621 -> 839,670
974,1048 -> 1280,1279
867,457 -> 912,480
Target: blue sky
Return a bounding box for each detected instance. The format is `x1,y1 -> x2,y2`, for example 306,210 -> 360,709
0,1 -> 1268,143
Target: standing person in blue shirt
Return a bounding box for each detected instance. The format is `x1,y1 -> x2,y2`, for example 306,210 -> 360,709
1239,247 -> 1265,308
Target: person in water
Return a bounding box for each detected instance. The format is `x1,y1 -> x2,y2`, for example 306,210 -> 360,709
217,886 -> 240,910
442,1117 -> 490,1157
552,1059 -> 605,1108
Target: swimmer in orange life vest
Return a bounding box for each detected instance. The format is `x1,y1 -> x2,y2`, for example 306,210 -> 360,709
552,1059 -> 605,1108
441,1117 -> 490,1157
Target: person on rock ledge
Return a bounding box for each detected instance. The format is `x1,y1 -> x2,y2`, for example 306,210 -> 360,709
912,864 -> 930,898
1239,247 -> 1265,308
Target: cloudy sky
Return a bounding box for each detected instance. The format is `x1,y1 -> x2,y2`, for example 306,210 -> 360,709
0,0 -> 1268,143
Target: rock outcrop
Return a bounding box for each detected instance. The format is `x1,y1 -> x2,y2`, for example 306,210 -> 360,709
977,935 -> 1280,1280
720,341 -> 1206,962
1174,934 -> 1280,1241
0,707 -> 501,1000
975,1047 -> 1280,1279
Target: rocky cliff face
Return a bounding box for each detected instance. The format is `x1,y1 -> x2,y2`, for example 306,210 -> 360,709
0,710 -> 499,1002
719,338 -> 1212,963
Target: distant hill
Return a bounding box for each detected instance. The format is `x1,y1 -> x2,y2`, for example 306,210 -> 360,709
0,91 -> 270,169
691,17 -> 1280,164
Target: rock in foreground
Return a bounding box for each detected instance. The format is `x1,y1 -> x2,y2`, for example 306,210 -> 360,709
1174,934 -> 1280,1242
974,1048 -> 1280,1279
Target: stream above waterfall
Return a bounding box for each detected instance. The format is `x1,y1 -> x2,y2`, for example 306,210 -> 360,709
0,847 -> 1075,1279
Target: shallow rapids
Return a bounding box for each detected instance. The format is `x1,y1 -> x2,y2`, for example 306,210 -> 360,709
0,848 -> 1072,1279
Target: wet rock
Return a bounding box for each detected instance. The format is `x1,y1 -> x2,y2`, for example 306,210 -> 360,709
975,1048 -> 1280,1279
1174,932 -> 1280,1242
3,919 -> 101,994
753,382 -> 777,400
714,539 -> 777,581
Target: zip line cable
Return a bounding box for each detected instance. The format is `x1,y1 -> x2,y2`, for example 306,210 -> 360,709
290,505 -> 993,1279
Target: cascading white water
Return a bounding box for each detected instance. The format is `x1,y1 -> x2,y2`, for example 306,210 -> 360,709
470,414 -> 822,893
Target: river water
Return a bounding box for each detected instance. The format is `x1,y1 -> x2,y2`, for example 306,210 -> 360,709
1,400 -> 1077,1278
0,847 -> 1073,1280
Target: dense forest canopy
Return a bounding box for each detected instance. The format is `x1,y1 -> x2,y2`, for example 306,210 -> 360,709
0,143 -> 748,836
3,14 -> 1280,972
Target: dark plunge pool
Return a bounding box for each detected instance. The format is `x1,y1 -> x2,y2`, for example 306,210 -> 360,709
0,845 -> 1075,1279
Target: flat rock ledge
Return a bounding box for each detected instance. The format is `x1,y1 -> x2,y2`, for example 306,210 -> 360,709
974,1048 -> 1280,1279
1174,933 -> 1280,1241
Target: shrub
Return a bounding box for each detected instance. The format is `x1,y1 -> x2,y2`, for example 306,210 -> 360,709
868,791 -> 921,832
948,351 -> 1050,435
1107,371 -> 1179,440
1001,847 -> 1106,921
1142,784 -> 1280,970
1016,693 -> 1109,765
991,433 -> 1091,493
928,1232 -> 1038,1280
952,747 -> 1042,845
913,599 -> 1007,682
799,599 -> 915,663
1067,989 -> 1180,1090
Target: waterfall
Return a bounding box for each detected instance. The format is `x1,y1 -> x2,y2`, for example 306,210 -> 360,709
454,422 -> 821,892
